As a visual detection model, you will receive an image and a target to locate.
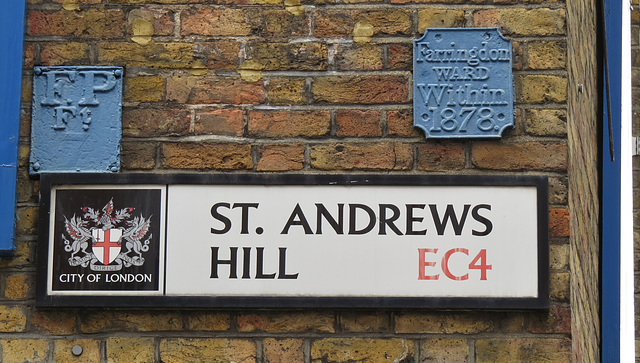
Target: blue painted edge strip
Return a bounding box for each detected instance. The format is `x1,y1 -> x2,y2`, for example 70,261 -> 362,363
0,2 -> 26,255
602,0 -> 622,360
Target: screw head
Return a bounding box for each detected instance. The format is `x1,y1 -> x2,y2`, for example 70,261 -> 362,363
71,345 -> 83,356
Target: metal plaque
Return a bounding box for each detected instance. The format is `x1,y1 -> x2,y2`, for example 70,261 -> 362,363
36,173 -> 549,309
30,66 -> 123,174
413,28 -> 514,139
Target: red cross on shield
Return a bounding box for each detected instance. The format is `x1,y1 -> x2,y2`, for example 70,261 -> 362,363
92,228 -> 122,265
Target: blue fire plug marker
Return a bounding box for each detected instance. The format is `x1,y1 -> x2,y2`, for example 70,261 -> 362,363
30,66 -> 123,174
413,28 -> 514,139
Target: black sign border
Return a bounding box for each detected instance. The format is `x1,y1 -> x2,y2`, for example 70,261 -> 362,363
36,173 -> 549,309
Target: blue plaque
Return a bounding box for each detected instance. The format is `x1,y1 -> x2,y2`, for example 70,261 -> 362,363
413,28 -> 514,139
30,66 -> 123,174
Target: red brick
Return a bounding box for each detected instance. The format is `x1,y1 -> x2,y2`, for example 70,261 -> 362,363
310,143 -> 413,170
388,44 -> 412,70
181,8 -> 257,36
167,76 -> 265,104
549,208 -> 570,237
29,9 -> 125,37
471,141 -> 567,171
123,108 -> 190,137
387,109 -> 420,137
313,76 -> 409,104
256,144 -> 305,171
39,42 -> 90,65
195,42 -> 241,70
314,9 -> 411,37
417,143 -> 466,171
162,143 -> 252,170
335,110 -> 381,137
195,108 -> 244,137
237,312 -> 335,333
248,110 -> 330,137
128,9 -> 175,37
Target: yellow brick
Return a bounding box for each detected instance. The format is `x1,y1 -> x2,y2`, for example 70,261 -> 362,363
0,305 -> 27,332
160,339 -> 256,363
1,340 -> 48,362
418,9 -> 465,32
124,76 -> 165,102
516,75 -> 567,103
107,337 -> 155,363
54,339 -> 100,363
476,338 -> 570,362
81,311 -> 183,333
4,273 -> 32,299
311,338 -> 414,362
421,338 -> 469,362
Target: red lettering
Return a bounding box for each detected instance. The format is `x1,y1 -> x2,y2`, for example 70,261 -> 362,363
418,248 -> 439,280
469,249 -> 492,280
442,248 -> 469,281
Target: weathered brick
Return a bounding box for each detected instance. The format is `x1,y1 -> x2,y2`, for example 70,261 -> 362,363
256,144 -> 305,171
162,143 -> 252,170
528,304 -> 571,334
16,205 -> 38,235
128,8 -> 175,38
1,340 -> 48,362
0,306 -> 27,332
395,312 -> 494,334
421,338 -> 469,363
475,338 -> 571,363
54,339 -> 100,363
311,338 -> 414,362
181,8 -> 257,36
160,339 -> 256,363
121,142 -> 157,170
314,10 -> 411,38
417,143 -> 466,171
98,42 -> 194,68
29,9 -> 125,37
550,272 -> 570,302
80,311 -> 183,333
474,8 -> 566,36
418,9 -> 466,32
525,108 -> 567,136
339,312 -> 389,333
186,312 -> 231,331
167,76 -> 265,104
262,9 -> 309,38
39,42 -> 90,65
268,78 -> 307,105
263,338 -> 304,363
528,40 -> 566,69
335,44 -> 383,71
195,42 -> 241,70
238,312 -> 335,333
387,109 -> 420,137
123,108 -> 190,137
249,110 -> 330,138
0,240 -> 33,269
17,169 -> 39,203
195,108 -> 244,137
4,273 -> 33,299
32,310 -> 76,335
247,42 -> 327,71
549,176 -> 568,204
388,44 -> 412,70
549,208 -> 570,237
516,75 -> 567,103
471,141 -> 567,171
310,143 -> 412,170
124,76 -> 165,103
107,337 -> 155,362
313,76 -> 409,104
336,110 -> 382,137
550,243 -> 569,270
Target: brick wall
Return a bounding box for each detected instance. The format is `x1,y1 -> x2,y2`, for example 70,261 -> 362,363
8,0 -> 575,361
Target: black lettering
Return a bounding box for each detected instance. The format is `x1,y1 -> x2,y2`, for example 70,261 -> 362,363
242,247 -> 251,279
255,247 -> 276,279
472,204 -> 493,236
281,204 -> 313,234
278,247 -> 299,279
349,204 -> 376,235
406,204 -> 427,235
210,247 -> 237,278
210,202 -> 232,234
233,203 -> 259,234
429,204 -> 471,235
316,203 -> 344,235
379,204 -> 403,235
